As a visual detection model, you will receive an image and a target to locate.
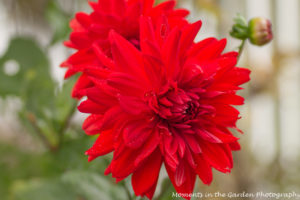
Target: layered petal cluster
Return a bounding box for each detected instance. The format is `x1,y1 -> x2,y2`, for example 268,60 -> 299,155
77,16 -> 250,200
61,0 -> 189,98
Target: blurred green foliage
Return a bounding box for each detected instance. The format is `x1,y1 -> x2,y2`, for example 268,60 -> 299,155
0,1 -> 130,200
46,0 -> 71,45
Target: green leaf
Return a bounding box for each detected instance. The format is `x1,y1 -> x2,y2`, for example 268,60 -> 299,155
0,37 -> 56,117
0,38 -> 53,97
62,170 -> 127,200
11,178 -> 76,200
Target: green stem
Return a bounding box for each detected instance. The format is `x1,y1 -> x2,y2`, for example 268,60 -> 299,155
237,39 -> 246,62
26,112 -> 56,151
154,178 -> 172,200
123,183 -> 133,200
57,100 -> 78,148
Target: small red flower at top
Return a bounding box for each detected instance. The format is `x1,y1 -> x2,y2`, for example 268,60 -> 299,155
61,0 -> 189,98
77,15 -> 250,200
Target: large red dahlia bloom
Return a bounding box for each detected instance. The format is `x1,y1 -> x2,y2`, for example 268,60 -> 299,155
61,0 -> 188,98
78,16 -> 250,200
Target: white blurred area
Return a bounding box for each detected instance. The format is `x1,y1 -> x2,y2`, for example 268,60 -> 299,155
0,0 -> 300,184
0,5 -> 10,56
180,0 -> 300,166
247,0 -> 300,163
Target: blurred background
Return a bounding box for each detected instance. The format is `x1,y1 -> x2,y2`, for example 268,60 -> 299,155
0,0 -> 299,199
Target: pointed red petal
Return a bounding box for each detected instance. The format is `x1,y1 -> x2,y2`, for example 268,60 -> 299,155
180,21 -> 202,54
85,130 -> 114,161
78,99 -> 107,115
110,146 -> 140,180
72,74 -> 93,98
165,161 -> 196,200
82,114 -> 103,135
195,154 -> 213,185
201,142 -> 233,173
109,31 -> 147,80
132,148 -> 162,198
174,162 -> 186,186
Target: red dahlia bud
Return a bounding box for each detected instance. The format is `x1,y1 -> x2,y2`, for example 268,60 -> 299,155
248,17 -> 273,46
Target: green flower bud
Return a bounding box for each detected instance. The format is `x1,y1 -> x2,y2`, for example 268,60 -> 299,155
230,14 -> 249,40
248,17 -> 273,46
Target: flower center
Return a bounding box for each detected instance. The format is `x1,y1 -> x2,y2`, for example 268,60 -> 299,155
184,101 -> 199,120
144,85 -> 200,125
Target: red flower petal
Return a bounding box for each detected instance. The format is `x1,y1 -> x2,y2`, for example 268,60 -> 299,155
195,154 -> 213,185
179,21 -> 202,55
162,27 -> 181,78
85,130 -> 114,161
109,31 -> 147,79
166,161 -> 196,200
201,142 -> 233,173
72,74 -> 93,98
110,147 -> 140,180
78,99 -> 107,115
132,148 -> 162,198
123,121 -> 152,148
134,129 -> 160,167
82,114 -> 103,135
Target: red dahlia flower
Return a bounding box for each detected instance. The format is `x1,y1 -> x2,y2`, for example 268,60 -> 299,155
61,0 -> 189,98
78,16 -> 250,200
